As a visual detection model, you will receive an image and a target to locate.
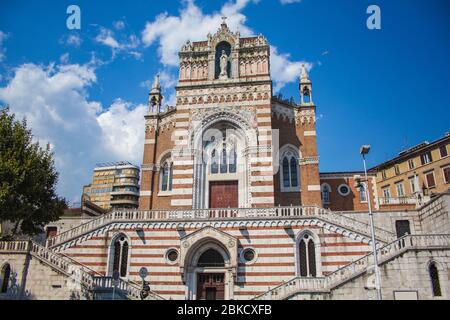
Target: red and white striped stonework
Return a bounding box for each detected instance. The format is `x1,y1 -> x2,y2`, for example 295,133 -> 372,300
59,221 -> 374,300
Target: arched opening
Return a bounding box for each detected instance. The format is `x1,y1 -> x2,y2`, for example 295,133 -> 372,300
429,262 -> 442,297
110,235 -> 129,278
1,263 -> 11,293
160,154 -> 173,193
197,249 -> 225,267
297,233 -> 318,277
321,184 -> 331,205
279,145 -> 300,192
215,41 -> 231,79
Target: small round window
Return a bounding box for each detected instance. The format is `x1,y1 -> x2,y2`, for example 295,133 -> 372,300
241,248 -> 256,263
338,184 -> 350,196
166,249 -> 179,263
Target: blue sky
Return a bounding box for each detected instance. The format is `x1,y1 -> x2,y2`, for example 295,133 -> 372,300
0,0 -> 449,204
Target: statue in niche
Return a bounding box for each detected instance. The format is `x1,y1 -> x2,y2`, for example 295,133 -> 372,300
219,50 -> 228,79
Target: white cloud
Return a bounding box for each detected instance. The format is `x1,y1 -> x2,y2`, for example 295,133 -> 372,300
97,99 -> 146,160
0,62 -> 146,202
95,27 -> 142,59
60,53 -> 70,64
62,33 -> 82,47
114,20 -> 126,30
270,46 -> 312,92
280,0 -> 301,4
141,0 -> 310,91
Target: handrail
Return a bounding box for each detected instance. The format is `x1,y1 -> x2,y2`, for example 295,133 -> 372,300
0,240 -> 164,300
47,206 -> 395,248
254,234 -> 450,300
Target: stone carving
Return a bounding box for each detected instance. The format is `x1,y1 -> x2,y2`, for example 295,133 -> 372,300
219,50 -> 228,79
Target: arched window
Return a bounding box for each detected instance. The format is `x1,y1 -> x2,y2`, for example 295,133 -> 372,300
280,146 -> 300,192
197,249 -> 225,267
215,41 -> 231,79
359,182 -> 367,202
112,235 -> 129,277
160,158 -> 173,192
1,263 -> 11,293
429,262 -> 442,297
298,234 -> 317,277
321,184 -> 331,204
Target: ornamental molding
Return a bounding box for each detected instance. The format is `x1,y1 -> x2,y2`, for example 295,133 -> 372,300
299,156 -> 319,166
272,102 -> 295,124
295,108 -> 316,125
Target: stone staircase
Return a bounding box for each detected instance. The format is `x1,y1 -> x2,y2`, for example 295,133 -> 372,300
0,240 -> 164,300
253,234 -> 450,300
46,206 -> 395,251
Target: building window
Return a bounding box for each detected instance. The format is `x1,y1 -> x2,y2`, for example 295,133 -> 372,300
395,220 -> 411,238
421,152 -> 432,165
338,184 -> 350,196
443,167 -> 450,184
197,249 -> 225,267
111,235 -> 129,277
381,170 -> 387,180
160,160 -> 173,192
298,233 -> 316,277
439,145 -> 448,158
280,147 -> 300,192
165,249 -> 179,264
321,184 -> 331,204
409,176 -> 418,193
1,263 -> 11,293
425,171 -> 436,188
394,164 -> 401,175
240,248 -> 257,264
359,183 -> 367,202
382,187 -> 391,199
429,262 -> 442,297
408,159 -> 415,170
395,182 -> 405,197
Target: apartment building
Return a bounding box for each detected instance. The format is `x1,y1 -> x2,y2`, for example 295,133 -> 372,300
82,161 -> 140,210
370,133 -> 450,208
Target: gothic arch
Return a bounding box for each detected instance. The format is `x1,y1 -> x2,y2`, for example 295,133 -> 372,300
107,233 -> 131,278
294,229 -> 322,277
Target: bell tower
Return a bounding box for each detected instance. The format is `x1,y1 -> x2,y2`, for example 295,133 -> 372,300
149,74 -> 162,114
297,64 -> 322,206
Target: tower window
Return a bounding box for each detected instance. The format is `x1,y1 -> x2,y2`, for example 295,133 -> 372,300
280,147 -> 300,192
321,184 -> 331,204
160,159 -> 173,192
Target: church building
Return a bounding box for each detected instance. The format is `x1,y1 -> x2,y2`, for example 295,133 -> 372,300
1,21 -> 449,301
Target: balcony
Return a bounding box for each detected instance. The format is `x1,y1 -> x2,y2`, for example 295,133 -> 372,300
378,196 -> 417,205
110,190 -> 140,196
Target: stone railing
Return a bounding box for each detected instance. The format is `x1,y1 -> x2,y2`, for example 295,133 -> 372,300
47,206 -> 394,248
0,240 -> 29,253
0,240 -> 163,300
254,234 -> 450,300
378,196 -> 417,206
91,276 -> 163,300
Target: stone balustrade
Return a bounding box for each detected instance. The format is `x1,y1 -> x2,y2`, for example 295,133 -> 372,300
0,240 -> 163,300
46,205 -> 395,248
254,234 -> 450,300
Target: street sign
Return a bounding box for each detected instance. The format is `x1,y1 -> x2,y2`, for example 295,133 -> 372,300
139,267 -> 148,279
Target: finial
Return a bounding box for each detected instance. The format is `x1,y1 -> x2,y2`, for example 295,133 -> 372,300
151,74 -> 160,91
300,63 -> 309,81
221,16 -> 227,26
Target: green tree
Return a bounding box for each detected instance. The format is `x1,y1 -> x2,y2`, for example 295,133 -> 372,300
0,107 -> 66,237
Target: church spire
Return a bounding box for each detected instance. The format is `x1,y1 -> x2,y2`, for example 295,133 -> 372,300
149,74 -> 162,114
299,63 -> 313,105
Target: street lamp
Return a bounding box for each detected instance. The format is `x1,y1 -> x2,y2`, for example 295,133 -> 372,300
359,145 -> 382,300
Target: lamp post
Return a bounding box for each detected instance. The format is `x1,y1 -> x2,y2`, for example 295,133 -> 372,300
359,145 -> 382,300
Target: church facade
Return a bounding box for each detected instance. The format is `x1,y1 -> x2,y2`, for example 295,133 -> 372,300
1,22 -> 450,301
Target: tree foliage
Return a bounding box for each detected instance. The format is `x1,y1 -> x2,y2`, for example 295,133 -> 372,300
0,107 -> 66,237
